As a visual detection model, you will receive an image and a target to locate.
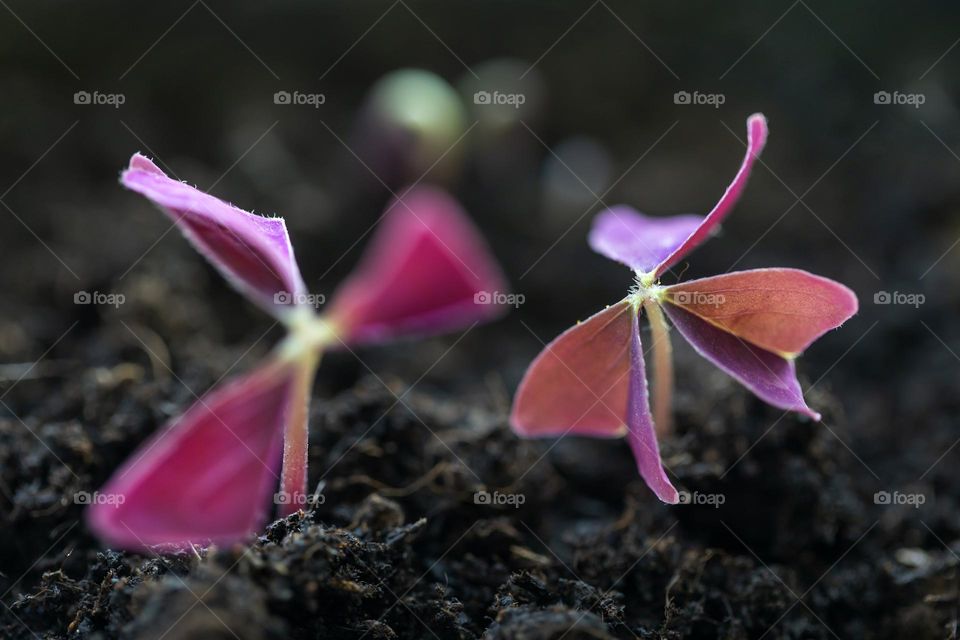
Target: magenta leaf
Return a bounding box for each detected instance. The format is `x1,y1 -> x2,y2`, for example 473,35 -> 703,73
663,303 -> 820,420
87,360 -> 295,550
121,154 -> 307,317
588,114 -> 767,278
625,308 -> 679,503
510,301 -> 633,438
326,186 -> 509,345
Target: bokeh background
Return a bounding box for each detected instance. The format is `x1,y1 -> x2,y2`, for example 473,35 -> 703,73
2,2 -> 959,638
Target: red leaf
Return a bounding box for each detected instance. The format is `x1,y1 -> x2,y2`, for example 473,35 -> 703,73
510,302 -> 632,438
663,268 -> 858,358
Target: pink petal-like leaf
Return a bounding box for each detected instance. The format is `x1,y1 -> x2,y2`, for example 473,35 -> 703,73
663,268 -> 858,358
589,114 -> 767,277
663,303 -> 820,420
326,186 -> 509,345
510,301 -> 632,438
625,307 -> 679,503
588,206 -> 705,274
653,114 -> 767,277
87,360 -> 296,550
121,154 -> 307,317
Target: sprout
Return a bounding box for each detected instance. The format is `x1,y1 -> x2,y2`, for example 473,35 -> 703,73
510,114 -> 858,504
87,155 -> 508,550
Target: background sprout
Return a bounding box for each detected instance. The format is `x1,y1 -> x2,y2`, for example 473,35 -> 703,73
87,154 -> 508,550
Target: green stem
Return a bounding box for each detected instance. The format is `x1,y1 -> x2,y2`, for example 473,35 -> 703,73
642,299 -> 673,436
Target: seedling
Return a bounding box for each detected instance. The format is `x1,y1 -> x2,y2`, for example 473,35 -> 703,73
88,154 -> 508,549
510,114 -> 858,503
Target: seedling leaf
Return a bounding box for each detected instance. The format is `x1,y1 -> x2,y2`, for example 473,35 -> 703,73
625,308 -> 679,503
87,359 -> 295,549
121,154 -> 307,317
663,304 -> 820,419
588,206 -> 705,274
588,115 -> 767,279
652,113 -> 768,277
663,268 -> 858,357
511,301 -> 632,438
327,186 -> 509,345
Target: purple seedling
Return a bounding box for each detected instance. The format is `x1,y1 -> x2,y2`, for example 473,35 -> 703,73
88,154 -> 508,549
510,114 -> 858,503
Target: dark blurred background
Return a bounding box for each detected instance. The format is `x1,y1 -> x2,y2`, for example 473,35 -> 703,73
1,0 -> 960,600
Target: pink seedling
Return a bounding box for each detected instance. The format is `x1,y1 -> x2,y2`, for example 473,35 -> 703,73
88,154 -> 508,549
510,114 -> 858,504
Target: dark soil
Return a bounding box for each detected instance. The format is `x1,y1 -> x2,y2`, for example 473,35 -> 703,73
0,306 -> 955,639
3,2 -> 960,638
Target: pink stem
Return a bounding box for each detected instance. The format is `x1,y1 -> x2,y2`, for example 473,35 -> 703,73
278,357 -> 318,517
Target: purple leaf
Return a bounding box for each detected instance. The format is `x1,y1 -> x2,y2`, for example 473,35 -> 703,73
121,154 -> 307,317
626,308 -> 679,504
663,303 -> 820,420
588,206 -> 704,274
326,186 -> 509,345
653,114 -> 767,277
588,114 -> 767,277
87,359 -> 296,550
